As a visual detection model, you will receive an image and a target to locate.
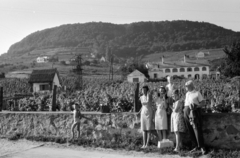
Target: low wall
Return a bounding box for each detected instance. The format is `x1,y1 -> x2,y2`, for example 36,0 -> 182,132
0,112 -> 240,149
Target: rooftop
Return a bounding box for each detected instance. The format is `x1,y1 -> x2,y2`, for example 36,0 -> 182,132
28,69 -> 60,83
147,58 -> 210,70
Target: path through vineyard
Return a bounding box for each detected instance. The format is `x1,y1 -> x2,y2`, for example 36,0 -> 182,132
0,139 -> 196,158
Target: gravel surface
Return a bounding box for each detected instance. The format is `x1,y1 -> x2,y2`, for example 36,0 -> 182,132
0,139 -> 44,157
0,139 -> 192,158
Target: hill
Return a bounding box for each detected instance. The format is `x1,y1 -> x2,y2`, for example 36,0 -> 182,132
5,20 -> 240,59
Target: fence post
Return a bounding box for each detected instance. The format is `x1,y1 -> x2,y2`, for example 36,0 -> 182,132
0,87 -> 2,111
134,83 -> 141,112
52,85 -> 57,111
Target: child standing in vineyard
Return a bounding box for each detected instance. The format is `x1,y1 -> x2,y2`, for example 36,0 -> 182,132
171,89 -> 186,152
71,103 -> 82,140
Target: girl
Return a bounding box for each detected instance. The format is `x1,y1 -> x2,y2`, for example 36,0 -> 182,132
155,86 -> 168,146
71,103 -> 82,140
171,89 -> 186,152
138,85 -> 154,148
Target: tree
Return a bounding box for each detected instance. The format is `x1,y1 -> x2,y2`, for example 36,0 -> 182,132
219,41 -> 240,77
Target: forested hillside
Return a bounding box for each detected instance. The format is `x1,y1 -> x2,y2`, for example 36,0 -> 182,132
7,20 -> 240,58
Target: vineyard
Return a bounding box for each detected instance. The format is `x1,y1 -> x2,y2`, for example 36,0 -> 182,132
0,77 -> 240,113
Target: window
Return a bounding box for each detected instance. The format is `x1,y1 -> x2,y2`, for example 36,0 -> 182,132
165,69 -> 170,73
187,67 -> 192,72
180,68 -> 185,72
154,73 -> 158,79
188,74 -> 192,78
172,68 -> 178,72
202,67 -> 207,71
194,67 -> 199,71
133,78 -> 139,82
40,84 -> 50,91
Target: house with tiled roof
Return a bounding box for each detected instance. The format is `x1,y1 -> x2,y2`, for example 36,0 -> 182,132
28,69 -> 61,92
147,55 -> 210,80
195,51 -> 210,58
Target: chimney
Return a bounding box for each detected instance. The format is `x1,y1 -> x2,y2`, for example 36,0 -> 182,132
162,56 -> 164,64
184,55 -> 186,63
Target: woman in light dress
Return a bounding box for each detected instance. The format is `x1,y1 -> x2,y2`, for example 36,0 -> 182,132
171,89 -> 186,152
138,85 -> 154,148
154,86 -> 168,145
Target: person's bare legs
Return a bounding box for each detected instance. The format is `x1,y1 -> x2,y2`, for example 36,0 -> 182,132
157,130 -> 162,142
174,132 -> 180,151
145,131 -> 150,148
162,130 -> 167,140
71,122 -> 77,140
142,131 -> 147,148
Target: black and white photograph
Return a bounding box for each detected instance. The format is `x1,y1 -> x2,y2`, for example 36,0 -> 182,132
0,0 -> 240,158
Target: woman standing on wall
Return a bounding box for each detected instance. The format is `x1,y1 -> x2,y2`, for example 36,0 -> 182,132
137,85 -> 154,149
154,86 -> 168,147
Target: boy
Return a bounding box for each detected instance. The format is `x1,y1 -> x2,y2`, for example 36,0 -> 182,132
71,103 -> 82,140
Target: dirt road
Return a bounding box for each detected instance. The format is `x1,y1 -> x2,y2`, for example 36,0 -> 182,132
0,139 -> 195,158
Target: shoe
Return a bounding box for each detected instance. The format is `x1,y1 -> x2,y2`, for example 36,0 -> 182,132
201,148 -> 207,155
189,147 -> 198,153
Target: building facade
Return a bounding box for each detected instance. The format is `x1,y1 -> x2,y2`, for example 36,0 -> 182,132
28,69 -> 61,92
147,55 -> 210,80
36,56 -> 49,63
127,70 -> 147,83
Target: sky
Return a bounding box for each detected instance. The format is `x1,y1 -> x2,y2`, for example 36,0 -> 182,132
0,0 -> 240,55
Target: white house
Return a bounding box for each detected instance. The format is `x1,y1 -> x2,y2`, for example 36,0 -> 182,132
36,56 -> 49,63
28,69 -> 61,92
100,56 -> 106,62
127,70 -> 147,83
196,51 -> 210,58
209,71 -> 221,80
147,55 -> 210,80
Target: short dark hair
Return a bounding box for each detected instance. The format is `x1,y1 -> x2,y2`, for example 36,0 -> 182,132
173,89 -> 179,95
142,85 -> 149,91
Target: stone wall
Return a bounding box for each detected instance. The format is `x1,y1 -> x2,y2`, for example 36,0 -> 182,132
0,112 -> 240,149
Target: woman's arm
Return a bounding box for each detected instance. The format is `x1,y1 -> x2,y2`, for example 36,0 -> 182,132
173,101 -> 182,112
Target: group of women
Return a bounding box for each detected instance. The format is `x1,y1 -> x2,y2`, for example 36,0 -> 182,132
138,76 -> 186,152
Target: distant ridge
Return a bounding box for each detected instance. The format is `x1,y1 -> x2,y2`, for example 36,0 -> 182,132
7,20 -> 240,58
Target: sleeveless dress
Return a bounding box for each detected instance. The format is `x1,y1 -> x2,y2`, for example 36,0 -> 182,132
155,98 -> 168,130
140,94 -> 154,131
171,100 -> 186,132
166,83 -> 175,98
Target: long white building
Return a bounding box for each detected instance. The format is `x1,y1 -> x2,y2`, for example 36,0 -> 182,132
147,55 -> 210,80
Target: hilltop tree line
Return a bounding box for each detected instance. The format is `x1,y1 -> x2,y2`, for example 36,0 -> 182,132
7,20 -> 240,58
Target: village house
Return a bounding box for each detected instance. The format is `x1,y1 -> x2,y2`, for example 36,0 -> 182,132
100,56 -> 106,62
195,51 -> 210,58
36,56 -> 49,63
28,69 -> 61,92
147,55 -> 210,80
127,70 -> 147,83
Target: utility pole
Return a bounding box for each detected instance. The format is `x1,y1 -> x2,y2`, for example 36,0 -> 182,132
108,47 -> 114,80
74,54 -> 83,90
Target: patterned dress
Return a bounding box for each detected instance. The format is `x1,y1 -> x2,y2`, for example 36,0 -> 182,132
171,100 -> 186,132
140,94 -> 154,131
155,98 -> 168,130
